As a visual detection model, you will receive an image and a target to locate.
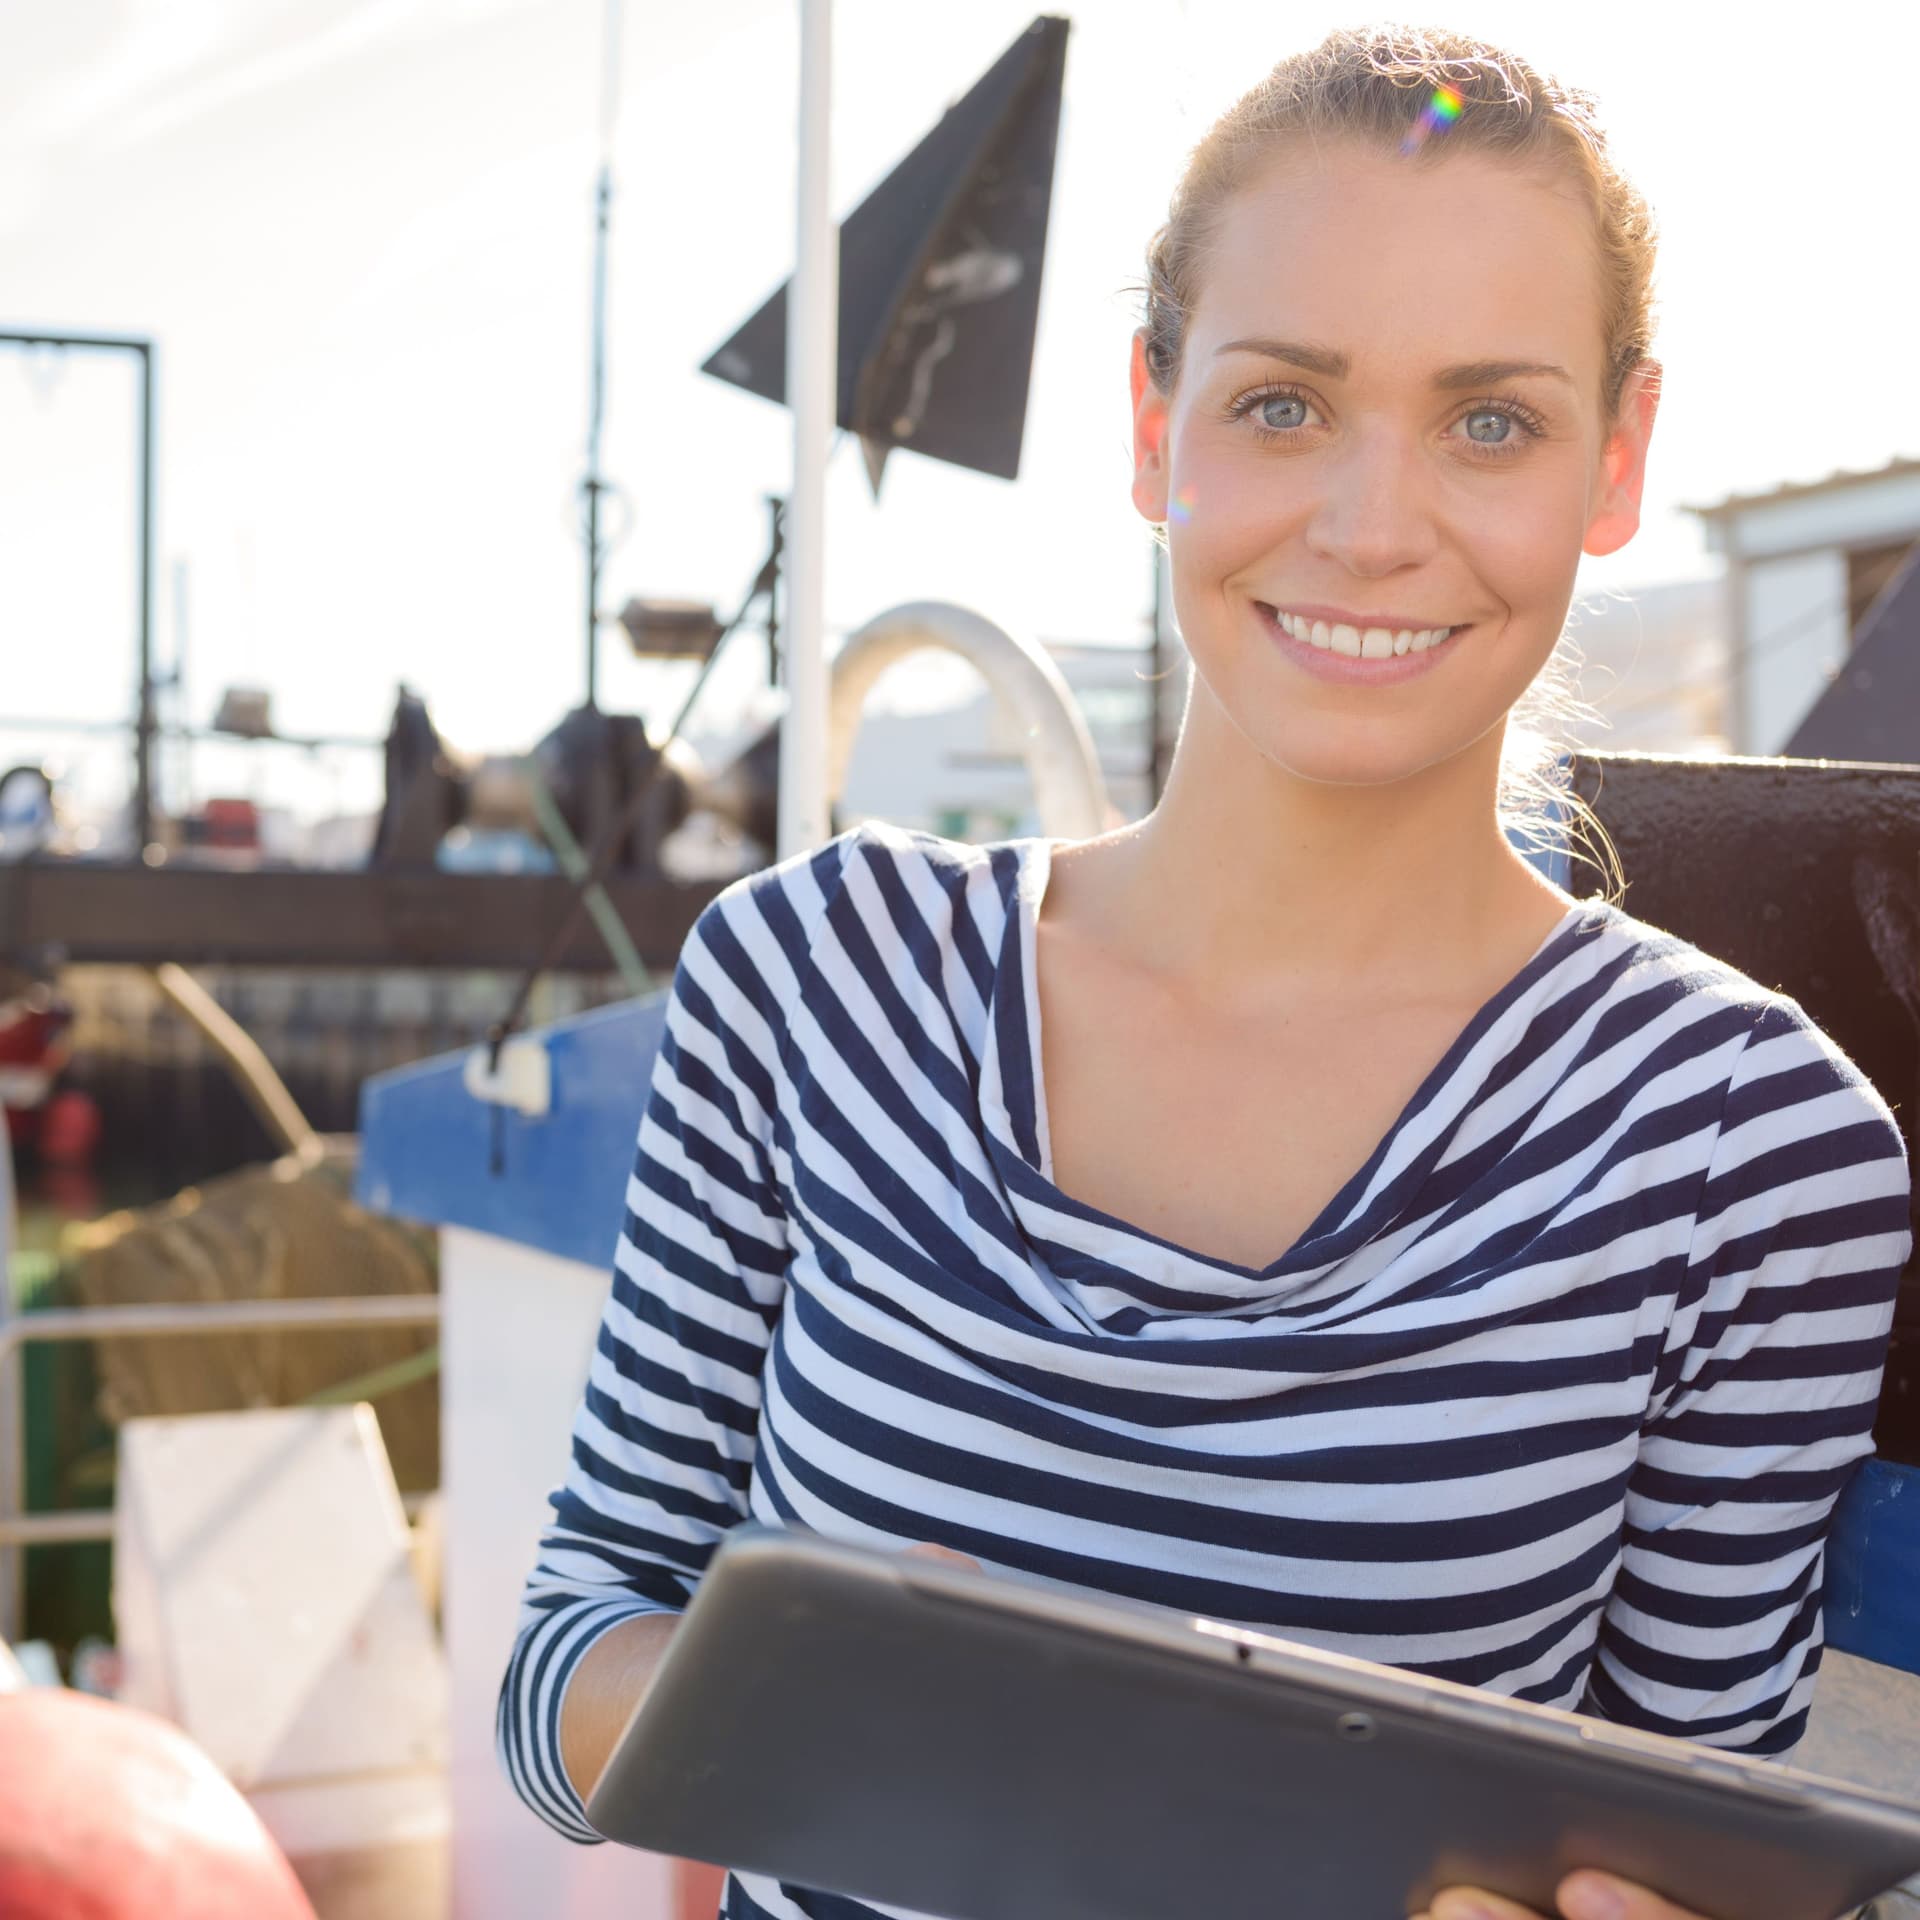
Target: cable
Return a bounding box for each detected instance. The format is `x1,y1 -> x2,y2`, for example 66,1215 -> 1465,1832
485,510 -> 787,1064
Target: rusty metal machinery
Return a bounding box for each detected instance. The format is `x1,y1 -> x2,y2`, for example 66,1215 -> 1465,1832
1570,751 -> 1920,1464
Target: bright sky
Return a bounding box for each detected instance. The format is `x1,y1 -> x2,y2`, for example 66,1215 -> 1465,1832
3,0 -> 1917,823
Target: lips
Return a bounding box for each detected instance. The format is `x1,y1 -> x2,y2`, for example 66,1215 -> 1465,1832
1256,603 -> 1461,660
1252,601 -> 1467,684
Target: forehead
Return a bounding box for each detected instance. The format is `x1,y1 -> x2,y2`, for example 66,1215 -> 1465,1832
1188,142 -> 1604,386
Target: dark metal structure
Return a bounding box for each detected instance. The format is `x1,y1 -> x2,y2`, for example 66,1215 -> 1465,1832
1784,547 -> 1920,763
0,861 -> 718,975
1567,751 -> 1920,1464
701,15 -> 1070,492
0,330 -> 157,848
365,692 -> 692,878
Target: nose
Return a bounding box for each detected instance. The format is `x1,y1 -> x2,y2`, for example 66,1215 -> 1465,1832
1301,419 -> 1441,579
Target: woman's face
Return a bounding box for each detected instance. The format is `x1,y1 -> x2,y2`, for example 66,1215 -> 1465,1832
1132,141 -> 1659,791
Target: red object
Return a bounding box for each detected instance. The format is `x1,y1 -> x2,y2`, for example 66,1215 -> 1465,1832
0,1001 -> 69,1070
196,798 -> 261,851
1,999 -> 72,1144
0,1691 -> 316,1920
36,1088 -> 104,1168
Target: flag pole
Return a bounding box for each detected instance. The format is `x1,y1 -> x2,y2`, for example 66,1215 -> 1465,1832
778,0 -> 836,861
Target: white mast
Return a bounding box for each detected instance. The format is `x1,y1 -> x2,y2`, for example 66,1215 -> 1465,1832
778,0 -> 837,861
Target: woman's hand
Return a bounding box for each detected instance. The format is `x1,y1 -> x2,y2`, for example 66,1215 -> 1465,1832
1418,1872 -> 1715,1920
901,1541 -> 983,1571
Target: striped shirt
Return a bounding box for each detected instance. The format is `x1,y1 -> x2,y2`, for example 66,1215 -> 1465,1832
499,820 -> 1912,1919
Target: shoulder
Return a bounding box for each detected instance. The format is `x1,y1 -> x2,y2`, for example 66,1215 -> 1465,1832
701,818 -> 1010,914
679,820 -> 1027,1020
1591,899 -> 1907,1172
835,816 -> 1026,891
692,821 -> 861,951
808,817 -> 1033,940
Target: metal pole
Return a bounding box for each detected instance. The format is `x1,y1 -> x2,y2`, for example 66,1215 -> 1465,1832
134,342 -> 156,847
171,558 -> 192,822
0,1489 -> 437,1549
0,1295 -> 443,1561
778,0 -> 836,862
581,0 -> 624,714
0,1111 -> 20,1640
765,492 -> 785,686
583,165 -> 611,713
0,1294 -> 441,1620
0,1295 -> 442,1355
0,331 -> 160,852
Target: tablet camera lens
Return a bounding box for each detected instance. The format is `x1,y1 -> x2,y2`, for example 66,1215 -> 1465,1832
1335,1713 -> 1376,1743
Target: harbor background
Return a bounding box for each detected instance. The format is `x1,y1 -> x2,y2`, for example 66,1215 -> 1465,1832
5,3 -> 1920,1916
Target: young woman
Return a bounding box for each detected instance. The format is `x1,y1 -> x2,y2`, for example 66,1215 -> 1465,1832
499,26 -> 1912,1920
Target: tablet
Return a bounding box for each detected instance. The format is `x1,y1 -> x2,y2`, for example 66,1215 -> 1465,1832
585,1527 -> 1920,1920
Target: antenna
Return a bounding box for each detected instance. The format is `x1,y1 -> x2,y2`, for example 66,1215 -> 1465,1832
580,0 -> 626,711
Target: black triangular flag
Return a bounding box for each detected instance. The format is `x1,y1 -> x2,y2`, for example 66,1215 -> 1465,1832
701,15 -> 1069,493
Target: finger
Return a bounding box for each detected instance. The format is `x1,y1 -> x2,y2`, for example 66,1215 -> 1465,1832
1556,1870 -> 1706,1920
901,1542 -> 981,1569
1431,1887 -> 1549,1920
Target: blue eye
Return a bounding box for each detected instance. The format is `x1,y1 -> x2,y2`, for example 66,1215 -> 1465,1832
1463,408 -> 1512,444
1259,394 -> 1310,431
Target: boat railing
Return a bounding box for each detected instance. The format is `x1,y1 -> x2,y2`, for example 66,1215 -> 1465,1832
0,1291 -> 441,1634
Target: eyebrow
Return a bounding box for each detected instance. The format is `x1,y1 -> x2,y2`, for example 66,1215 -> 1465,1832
1213,336 -> 1575,390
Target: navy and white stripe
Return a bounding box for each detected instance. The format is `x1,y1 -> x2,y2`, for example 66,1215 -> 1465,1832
499,820 -> 1912,1917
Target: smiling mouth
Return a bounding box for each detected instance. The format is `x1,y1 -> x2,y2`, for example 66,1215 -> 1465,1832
1255,604 -> 1465,660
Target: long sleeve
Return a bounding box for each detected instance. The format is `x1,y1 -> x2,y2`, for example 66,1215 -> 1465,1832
496,835 -> 850,1841
1582,999 -> 1912,1755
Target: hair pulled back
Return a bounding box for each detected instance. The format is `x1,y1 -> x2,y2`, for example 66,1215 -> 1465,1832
1144,23 -> 1658,422
1140,23 -> 1658,895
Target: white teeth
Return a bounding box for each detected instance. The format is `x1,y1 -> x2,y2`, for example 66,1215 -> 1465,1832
1271,608 -> 1459,658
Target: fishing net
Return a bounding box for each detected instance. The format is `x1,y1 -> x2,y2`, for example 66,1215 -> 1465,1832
57,1142 -> 440,1492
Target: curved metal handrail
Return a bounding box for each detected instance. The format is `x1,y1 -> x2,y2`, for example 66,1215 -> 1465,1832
827,600 -> 1110,840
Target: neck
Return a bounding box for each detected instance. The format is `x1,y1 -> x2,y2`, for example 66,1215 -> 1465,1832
1084,684 -> 1565,1005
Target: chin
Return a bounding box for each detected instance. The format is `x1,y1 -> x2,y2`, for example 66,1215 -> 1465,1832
1243,721 -> 1451,791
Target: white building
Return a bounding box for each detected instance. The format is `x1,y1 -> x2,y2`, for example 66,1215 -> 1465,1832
1688,456 -> 1920,754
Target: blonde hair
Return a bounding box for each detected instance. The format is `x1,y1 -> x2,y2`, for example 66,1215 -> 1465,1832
1141,23 -> 1656,899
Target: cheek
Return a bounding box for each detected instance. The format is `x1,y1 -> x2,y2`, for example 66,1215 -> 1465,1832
1466,462 -> 1595,588
1166,449 -> 1302,591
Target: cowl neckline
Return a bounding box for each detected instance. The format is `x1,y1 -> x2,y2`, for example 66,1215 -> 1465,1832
975,834 -> 1623,1319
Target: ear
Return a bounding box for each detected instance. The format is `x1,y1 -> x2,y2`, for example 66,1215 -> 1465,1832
1582,360 -> 1662,559
1130,330 -> 1172,525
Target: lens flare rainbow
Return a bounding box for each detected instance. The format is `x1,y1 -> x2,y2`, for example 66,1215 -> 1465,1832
1399,84 -> 1464,157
